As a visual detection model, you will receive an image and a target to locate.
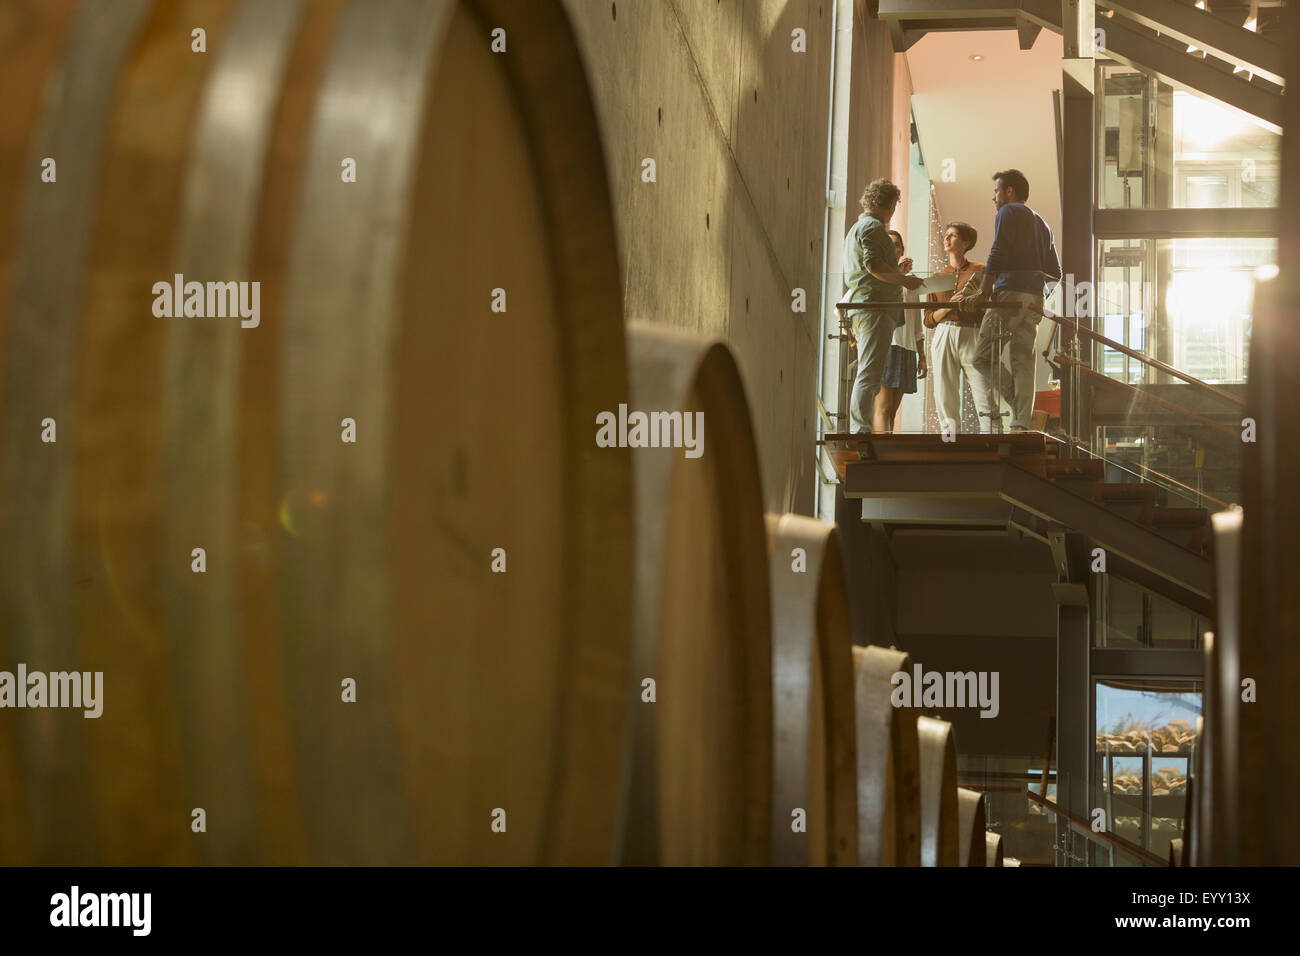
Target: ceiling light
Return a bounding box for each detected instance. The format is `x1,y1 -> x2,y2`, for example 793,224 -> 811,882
969,54 -> 984,61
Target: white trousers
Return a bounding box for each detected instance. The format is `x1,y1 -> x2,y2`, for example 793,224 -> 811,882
930,321 -> 992,435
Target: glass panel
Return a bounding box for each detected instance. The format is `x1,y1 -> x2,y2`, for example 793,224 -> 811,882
1094,680 -> 1201,865
1096,575 -> 1205,650
957,755 -> 1057,867
1172,91 -> 1280,208
1092,237 -> 1272,388
1097,66 -> 1280,210
1148,590 -> 1203,648
1166,237 -> 1270,385
1100,575 -> 1143,648
1070,237 -> 1275,505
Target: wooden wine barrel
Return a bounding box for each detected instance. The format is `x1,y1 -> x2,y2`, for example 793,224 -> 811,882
765,513 -> 856,866
619,323 -> 772,865
851,645 -> 921,865
985,831 -> 1003,867
0,0 -> 633,866
917,716 -> 958,866
0,0 -> 89,868
955,787 -> 986,866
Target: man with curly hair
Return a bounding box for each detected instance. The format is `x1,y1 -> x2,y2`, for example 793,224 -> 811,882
842,178 -> 923,433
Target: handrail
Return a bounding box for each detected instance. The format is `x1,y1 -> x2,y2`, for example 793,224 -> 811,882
1052,315 -> 1245,409
1058,431 -> 1233,512
1052,352 -> 1239,439
835,298 -> 1246,409
1024,789 -> 1169,867
1049,357 -> 1236,509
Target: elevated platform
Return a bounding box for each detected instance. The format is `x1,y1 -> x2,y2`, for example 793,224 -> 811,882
823,432 -> 1213,614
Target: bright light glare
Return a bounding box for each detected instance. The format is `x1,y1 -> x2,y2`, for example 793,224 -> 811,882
1167,270 -> 1252,330
1173,91 -> 1270,149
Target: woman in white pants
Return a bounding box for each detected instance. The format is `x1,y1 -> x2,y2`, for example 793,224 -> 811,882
926,222 -> 988,436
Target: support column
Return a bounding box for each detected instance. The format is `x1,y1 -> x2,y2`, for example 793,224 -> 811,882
1051,530 -> 1091,866
834,484 -> 897,649
1060,1 -> 1096,455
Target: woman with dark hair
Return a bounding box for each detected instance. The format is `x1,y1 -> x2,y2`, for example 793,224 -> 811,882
927,221 -> 987,435
873,230 -> 926,432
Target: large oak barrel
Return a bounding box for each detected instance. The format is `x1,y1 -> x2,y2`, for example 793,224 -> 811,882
765,513 -> 856,866
0,0 -> 632,865
917,715 -> 959,866
851,645 -> 920,865
956,787 -> 987,866
619,323 -> 772,865
0,0 -> 89,866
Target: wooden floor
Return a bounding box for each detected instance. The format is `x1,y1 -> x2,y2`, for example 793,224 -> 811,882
820,431 -> 1067,482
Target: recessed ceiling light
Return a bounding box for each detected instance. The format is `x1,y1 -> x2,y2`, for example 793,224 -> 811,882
969,54 -> 984,61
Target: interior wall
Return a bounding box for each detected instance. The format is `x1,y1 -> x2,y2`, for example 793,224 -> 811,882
894,633 -> 1056,757
565,0 -> 839,515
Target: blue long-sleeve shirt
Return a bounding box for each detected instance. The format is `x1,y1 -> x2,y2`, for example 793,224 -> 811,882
984,202 -> 1062,296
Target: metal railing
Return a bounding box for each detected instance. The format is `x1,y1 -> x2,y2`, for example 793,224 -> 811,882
831,295 -> 1243,507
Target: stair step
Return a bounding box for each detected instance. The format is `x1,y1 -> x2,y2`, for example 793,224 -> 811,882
1151,507 -> 1209,526
1151,506 -> 1211,554
1100,482 -> 1155,524
1045,459 -> 1105,478
1045,459 -> 1104,499
821,432 -> 1051,476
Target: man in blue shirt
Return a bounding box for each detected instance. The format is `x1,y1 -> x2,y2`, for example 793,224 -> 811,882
842,178 -> 923,433
956,169 -> 1061,432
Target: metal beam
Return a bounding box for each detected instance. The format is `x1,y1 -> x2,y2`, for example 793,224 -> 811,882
1100,0 -> 1286,87
1104,551 -> 1212,619
1054,529 -> 1091,867
877,0 -> 1282,126
1098,15 -> 1282,130
1094,207 -> 1279,239
859,496 -> 1013,524
1091,648 -> 1204,677
1017,15 -> 1044,49
877,1 -> 1023,21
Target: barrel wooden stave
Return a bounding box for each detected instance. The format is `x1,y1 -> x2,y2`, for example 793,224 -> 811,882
0,0 -> 86,868
956,787 -> 987,866
621,323 -> 772,866
985,831 -> 1004,867
917,715 -> 959,866
766,513 -> 856,866
0,0 -> 633,865
851,645 -> 921,865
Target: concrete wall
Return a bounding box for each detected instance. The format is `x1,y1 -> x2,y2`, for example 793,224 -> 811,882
566,0 -> 909,515
844,3 -> 910,234
894,633 -> 1056,757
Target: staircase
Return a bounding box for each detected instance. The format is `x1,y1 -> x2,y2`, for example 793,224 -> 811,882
822,431 -> 1215,608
